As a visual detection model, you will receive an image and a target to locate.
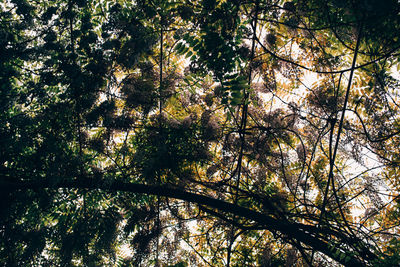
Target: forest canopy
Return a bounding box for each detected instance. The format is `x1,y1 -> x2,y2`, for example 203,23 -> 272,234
2,0 -> 400,266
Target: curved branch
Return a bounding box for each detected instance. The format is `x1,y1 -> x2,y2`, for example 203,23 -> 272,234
2,178 -> 372,266
348,108 -> 400,143
255,34 -> 400,74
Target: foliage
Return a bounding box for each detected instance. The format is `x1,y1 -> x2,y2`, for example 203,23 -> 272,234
2,0 -> 400,266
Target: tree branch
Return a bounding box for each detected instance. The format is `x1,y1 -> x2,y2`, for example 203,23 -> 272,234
1,178 -> 371,266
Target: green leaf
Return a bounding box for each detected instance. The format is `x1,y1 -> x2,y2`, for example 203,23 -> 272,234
185,51 -> 193,58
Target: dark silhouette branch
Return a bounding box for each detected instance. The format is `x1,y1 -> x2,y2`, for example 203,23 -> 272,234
1,178 -> 372,266
255,34 -> 400,75
320,22 -> 363,224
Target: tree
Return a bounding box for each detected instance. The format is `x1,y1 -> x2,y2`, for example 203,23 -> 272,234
2,0 -> 400,266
